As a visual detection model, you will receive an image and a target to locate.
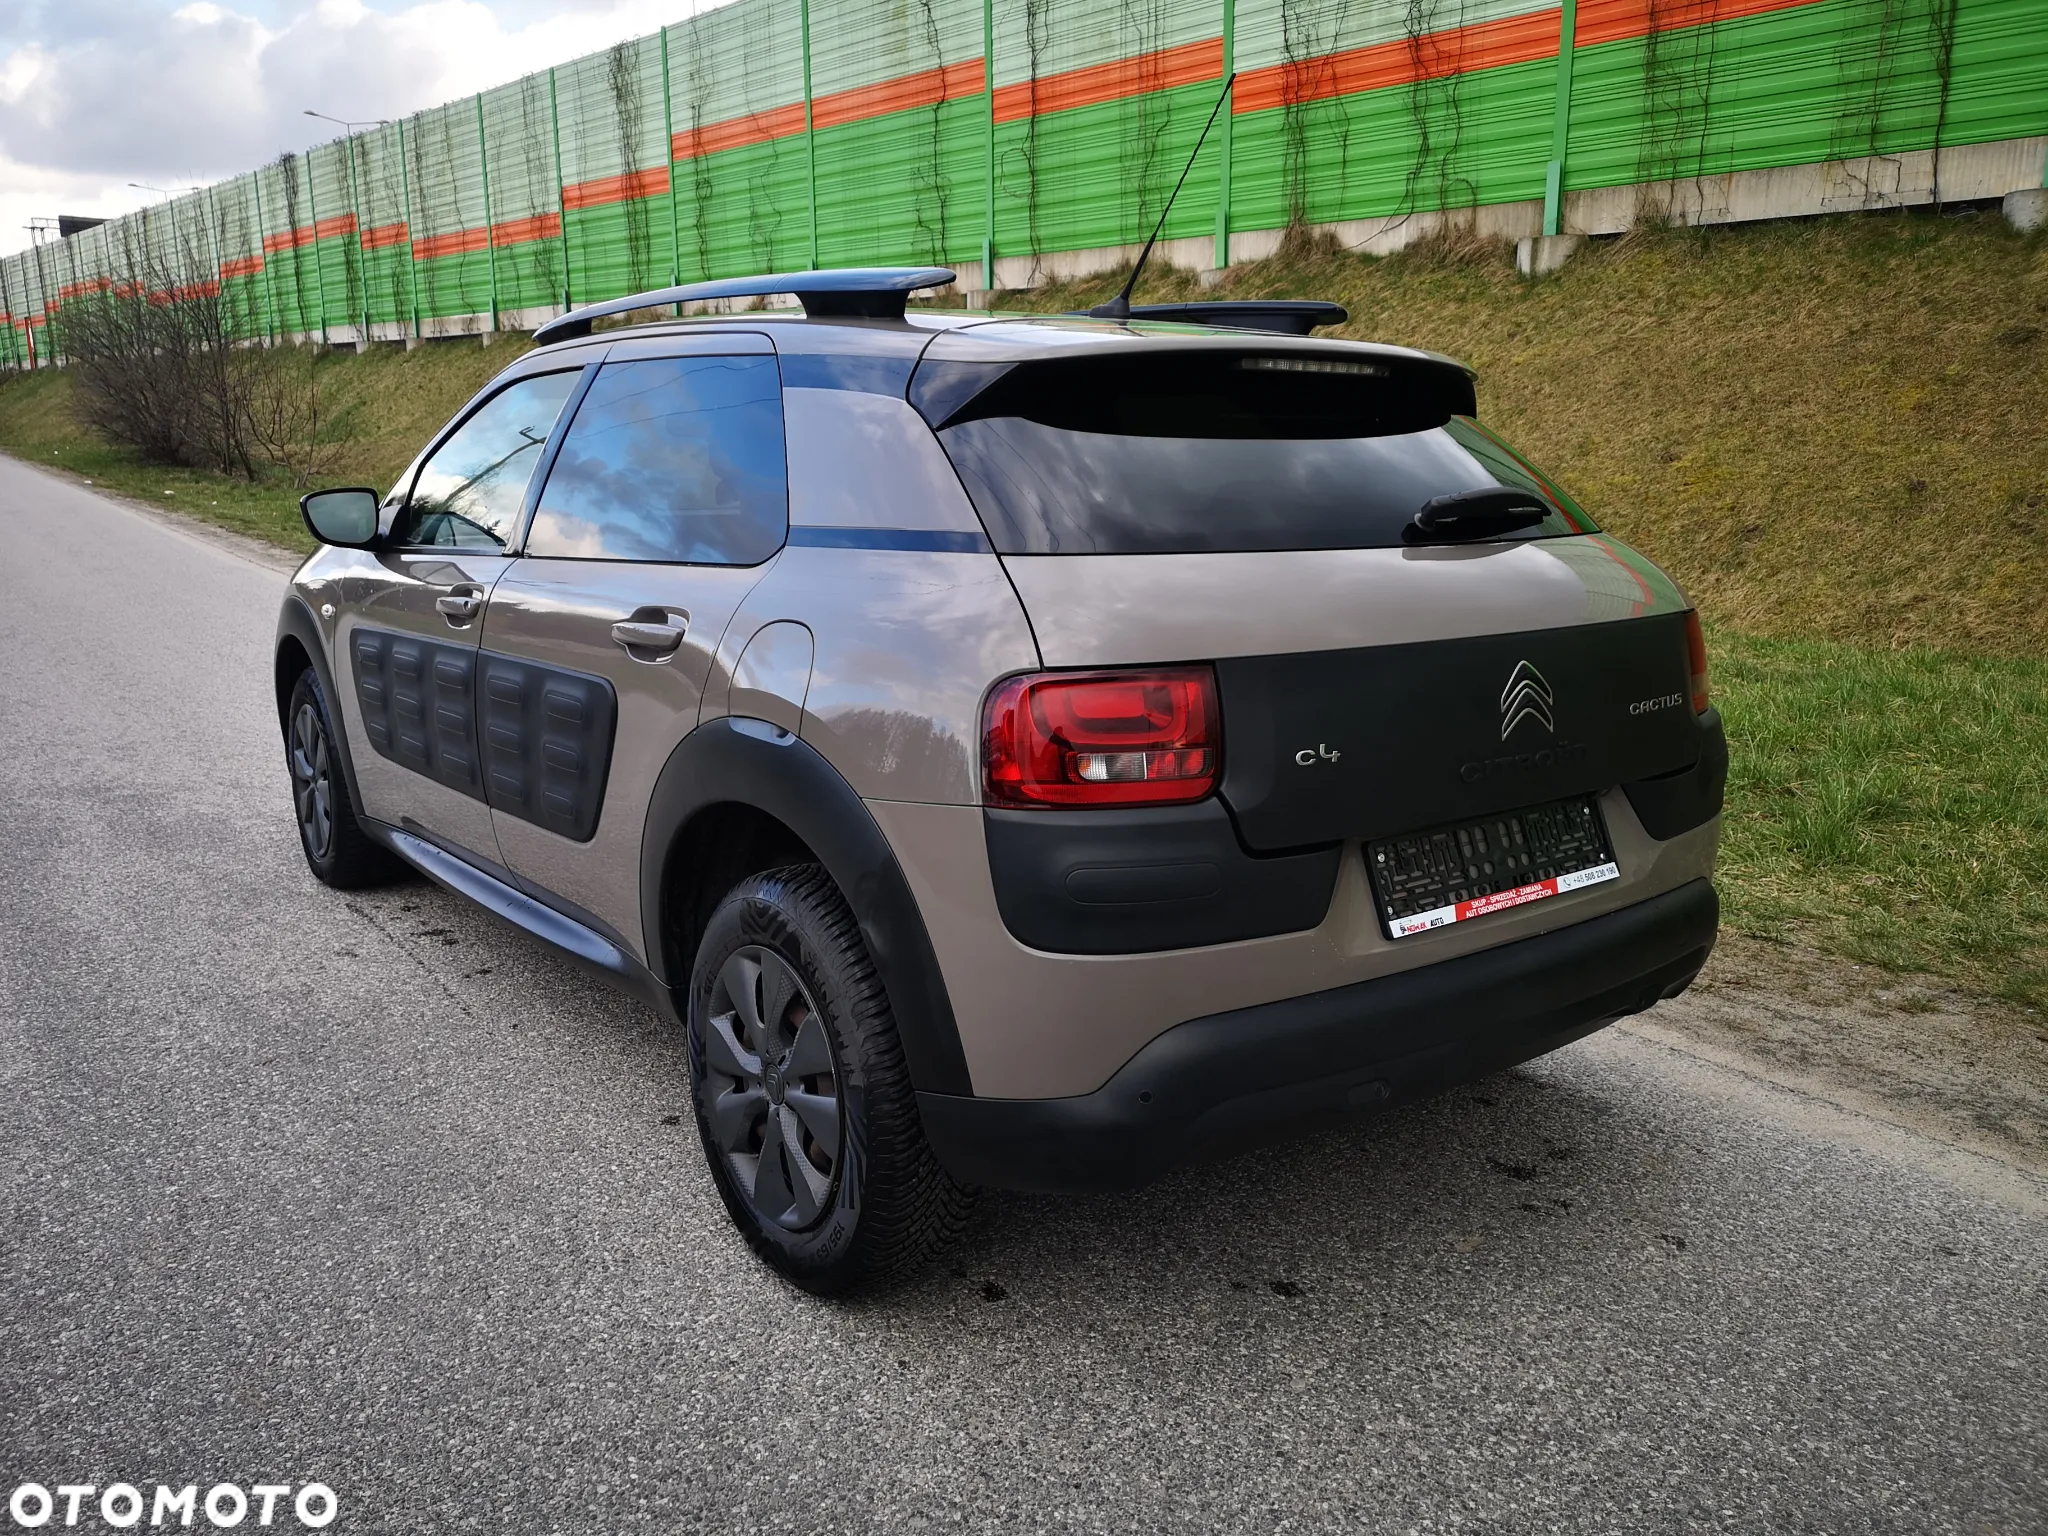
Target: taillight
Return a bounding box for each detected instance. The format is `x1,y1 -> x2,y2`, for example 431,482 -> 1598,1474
1684,610 -> 1710,714
983,667 -> 1219,808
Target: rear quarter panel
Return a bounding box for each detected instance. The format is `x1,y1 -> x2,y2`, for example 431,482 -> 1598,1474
703,380 -> 1042,803
704,548 -> 1039,804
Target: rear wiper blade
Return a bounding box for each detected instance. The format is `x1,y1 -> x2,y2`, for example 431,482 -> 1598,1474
1404,487 -> 1550,545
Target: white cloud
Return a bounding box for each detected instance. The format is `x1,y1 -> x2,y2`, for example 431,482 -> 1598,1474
0,0 -> 709,256
0,46 -> 50,107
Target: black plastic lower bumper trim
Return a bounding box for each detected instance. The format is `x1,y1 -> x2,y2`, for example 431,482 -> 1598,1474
918,879 -> 1718,1193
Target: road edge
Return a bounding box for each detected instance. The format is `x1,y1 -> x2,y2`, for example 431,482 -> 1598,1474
0,449 -> 302,576
1609,1016 -> 2048,1217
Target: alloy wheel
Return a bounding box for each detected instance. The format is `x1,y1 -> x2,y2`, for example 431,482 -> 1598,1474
701,946 -> 844,1230
290,700 -> 334,861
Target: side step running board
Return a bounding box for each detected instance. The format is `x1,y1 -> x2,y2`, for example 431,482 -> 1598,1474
374,823 -> 680,1025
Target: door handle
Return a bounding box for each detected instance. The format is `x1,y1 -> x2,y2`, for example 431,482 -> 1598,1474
612,618 -> 687,658
435,589 -> 484,623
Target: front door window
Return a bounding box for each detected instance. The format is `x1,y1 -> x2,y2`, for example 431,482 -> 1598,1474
396,371 -> 581,550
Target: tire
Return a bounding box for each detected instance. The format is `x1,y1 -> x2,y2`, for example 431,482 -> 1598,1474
284,666 -> 406,890
687,865 -> 973,1294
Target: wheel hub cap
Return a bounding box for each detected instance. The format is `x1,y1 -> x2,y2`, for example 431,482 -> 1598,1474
699,946 -> 843,1232
289,700 -> 334,861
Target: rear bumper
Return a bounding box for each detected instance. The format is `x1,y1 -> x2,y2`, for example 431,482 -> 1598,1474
917,878 -> 1718,1193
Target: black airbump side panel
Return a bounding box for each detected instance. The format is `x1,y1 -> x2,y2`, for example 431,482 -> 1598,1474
478,653 -> 617,843
349,627 -> 484,800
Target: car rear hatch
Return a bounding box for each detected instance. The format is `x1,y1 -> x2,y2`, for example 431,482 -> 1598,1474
914,328 -> 1708,834
994,544 -> 1705,852
1210,606 -> 1698,850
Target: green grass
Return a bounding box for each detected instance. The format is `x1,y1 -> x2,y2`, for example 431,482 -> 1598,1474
0,366 -> 310,547
1713,630 -> 2048,1011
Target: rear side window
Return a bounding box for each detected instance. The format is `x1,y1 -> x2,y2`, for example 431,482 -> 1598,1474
396,371 -> 579,549
525,355 -> 787,565
931,353 -> 1594,555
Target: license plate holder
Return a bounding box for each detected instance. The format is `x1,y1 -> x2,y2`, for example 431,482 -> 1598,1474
1367,795 -> 1619,940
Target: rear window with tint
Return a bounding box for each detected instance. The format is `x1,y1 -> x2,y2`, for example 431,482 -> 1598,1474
932,353 -> 1595,555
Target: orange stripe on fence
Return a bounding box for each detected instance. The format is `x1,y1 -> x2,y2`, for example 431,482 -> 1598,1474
1235,10 -> 1560,115
672,101 -> 809,160
220,254 -> 265,279
360,221 -> 410,251
412,227 -> 489,261
563,166 -> 671,211
410,212 -> 561,261
993,37 -> 1223,124
491,212 -> 561,246
263,226 -> 315,254
812,57 -> 987,131
315,212 -> 358,239
1574,0 -> 1819,47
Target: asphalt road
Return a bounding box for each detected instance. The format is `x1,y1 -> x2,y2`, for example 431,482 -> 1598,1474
2,455 -> 2044,1536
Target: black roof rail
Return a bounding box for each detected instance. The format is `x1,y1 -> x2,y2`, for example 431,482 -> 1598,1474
533,266 -> 957,345
1122,300 -> 1349,336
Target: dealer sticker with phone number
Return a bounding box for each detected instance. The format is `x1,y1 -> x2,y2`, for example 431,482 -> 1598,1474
1368,796 -> 1620,940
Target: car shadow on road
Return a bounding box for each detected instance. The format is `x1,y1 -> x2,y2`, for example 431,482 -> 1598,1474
347,877 -> 1707,1314
845,1053 -> 1713,1321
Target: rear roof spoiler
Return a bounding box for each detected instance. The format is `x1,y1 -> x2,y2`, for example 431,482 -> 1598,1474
533,266 -> 956,345
1122,300 -> 1348,335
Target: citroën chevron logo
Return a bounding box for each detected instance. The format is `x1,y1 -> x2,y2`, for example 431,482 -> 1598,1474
1499,661 -> 1555,740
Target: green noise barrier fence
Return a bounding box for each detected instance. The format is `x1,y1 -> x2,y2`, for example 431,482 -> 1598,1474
3,0 -> 2044,366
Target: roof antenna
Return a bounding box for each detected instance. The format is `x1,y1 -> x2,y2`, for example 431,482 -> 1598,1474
1089,72 -> 1236,323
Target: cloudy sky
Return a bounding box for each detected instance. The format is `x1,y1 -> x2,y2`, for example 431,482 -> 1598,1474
0,0 -> 709,256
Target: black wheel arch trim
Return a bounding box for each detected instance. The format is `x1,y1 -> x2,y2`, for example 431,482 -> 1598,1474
276,595 -> 369,822
640,717 -> 973,1097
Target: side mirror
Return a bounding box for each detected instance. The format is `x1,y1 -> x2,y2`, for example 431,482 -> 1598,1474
299,487 -> 382,548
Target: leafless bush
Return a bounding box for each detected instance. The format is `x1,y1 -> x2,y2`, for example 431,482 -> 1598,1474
54,232 -> 351,483
243,349 -> 350,488
58,282 -> 247,473
1275,223 -> 1344,262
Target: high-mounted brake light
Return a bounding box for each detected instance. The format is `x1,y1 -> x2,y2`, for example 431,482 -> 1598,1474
983,668 -> 1219,808
1684,610 -> 1710,715
1239,355 -> 1388,377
